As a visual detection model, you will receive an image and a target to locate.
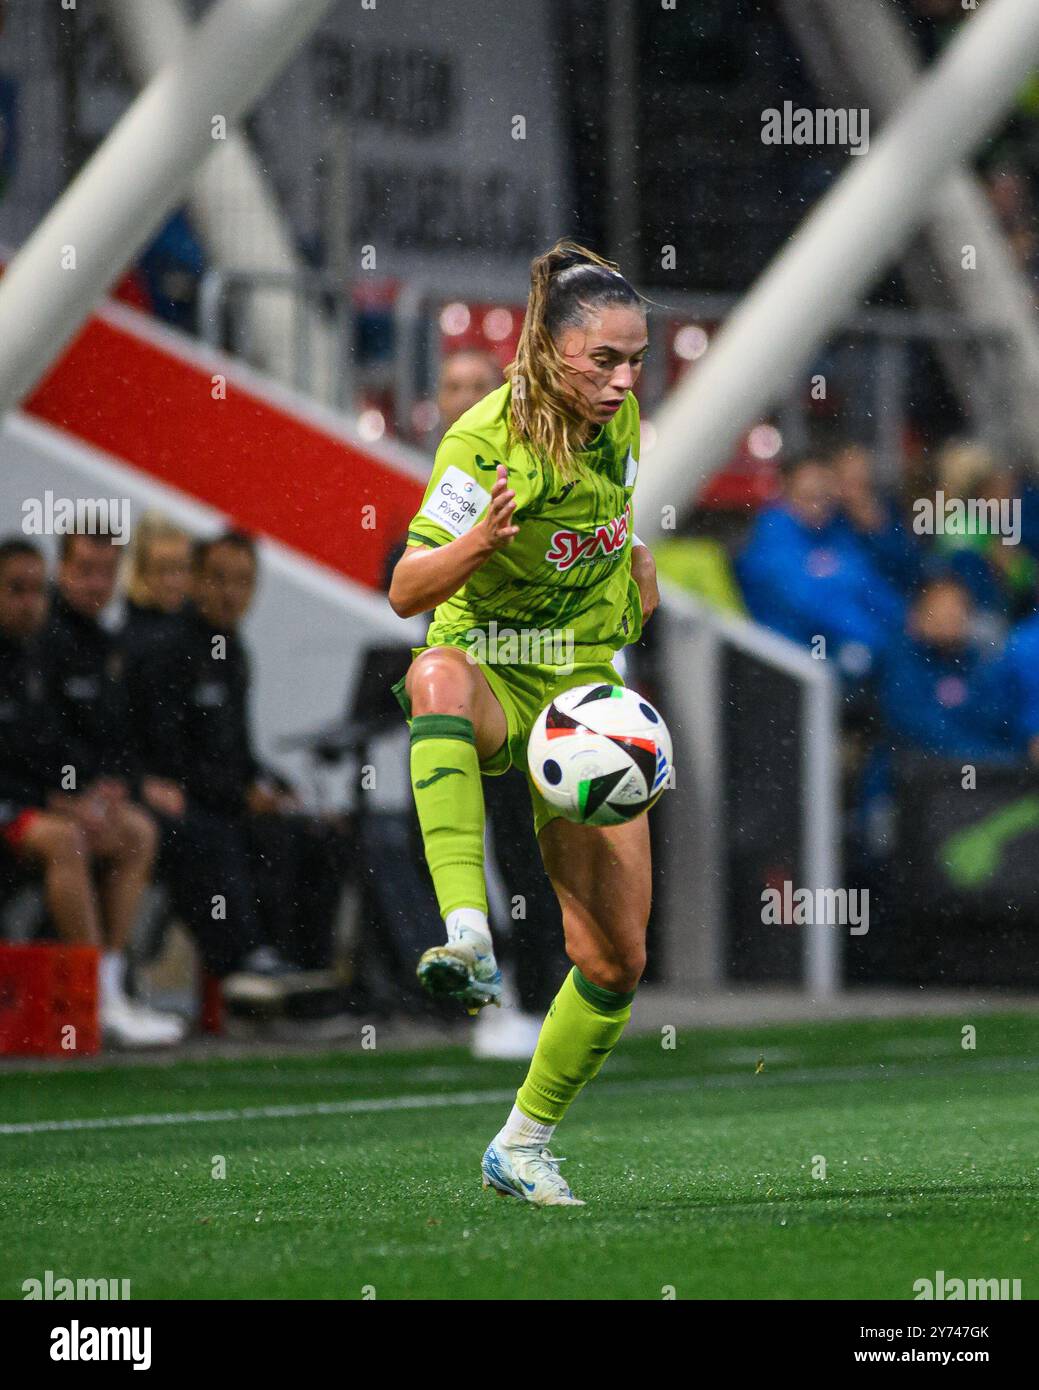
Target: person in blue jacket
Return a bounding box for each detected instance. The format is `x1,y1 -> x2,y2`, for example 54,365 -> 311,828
1001,604 -> 1039,764
830,441 -> 923,595
877,576 -> 1016,760
855,575 -> 1017,864
736,450 -> 906,679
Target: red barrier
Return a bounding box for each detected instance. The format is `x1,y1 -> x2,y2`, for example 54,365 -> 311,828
24,309 -> 425,591
0,944 -> 100,1057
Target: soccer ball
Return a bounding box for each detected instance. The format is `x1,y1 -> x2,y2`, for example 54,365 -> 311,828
526,684 -> 673,826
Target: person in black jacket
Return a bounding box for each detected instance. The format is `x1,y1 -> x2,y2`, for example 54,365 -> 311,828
134,531 -> 346,994
109,517 -> 265,992
2,537 -> 181,1048
46,534 -> 138,795
0,541 -> 72,878
140,533 -> 265,817
121,510 -> 192,658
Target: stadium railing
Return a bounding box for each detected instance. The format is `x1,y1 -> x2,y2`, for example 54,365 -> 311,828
655,583 -> 842,996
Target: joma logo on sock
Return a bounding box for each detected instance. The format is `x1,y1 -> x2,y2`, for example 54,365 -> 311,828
415,767 -> 465,789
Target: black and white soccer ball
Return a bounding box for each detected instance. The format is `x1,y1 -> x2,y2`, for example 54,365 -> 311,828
527,684 -> 673,826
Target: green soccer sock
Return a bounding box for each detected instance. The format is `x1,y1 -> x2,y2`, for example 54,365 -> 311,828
409,714 -> 487,918
514,967 -> 635,1127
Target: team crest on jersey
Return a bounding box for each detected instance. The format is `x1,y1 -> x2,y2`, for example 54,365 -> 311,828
545,503 -> 631,572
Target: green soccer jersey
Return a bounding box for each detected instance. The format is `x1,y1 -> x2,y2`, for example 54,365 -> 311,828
405,383 -> 643,664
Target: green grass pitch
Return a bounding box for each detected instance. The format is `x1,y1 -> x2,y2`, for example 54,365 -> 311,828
1,1012 -> 1036,1300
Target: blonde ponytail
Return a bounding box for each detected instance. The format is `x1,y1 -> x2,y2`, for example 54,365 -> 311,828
506,239 -> 641,481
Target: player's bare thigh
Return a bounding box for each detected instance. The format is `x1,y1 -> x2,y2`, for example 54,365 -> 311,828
537,814 -> 651,995
405,645 -> 508,762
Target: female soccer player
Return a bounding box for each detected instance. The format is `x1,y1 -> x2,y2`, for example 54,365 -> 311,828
388,240 -> 660,1206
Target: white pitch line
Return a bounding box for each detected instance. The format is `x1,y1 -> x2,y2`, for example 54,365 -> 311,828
0,1087 -> 517,1136
2,1054 -> 1036,1139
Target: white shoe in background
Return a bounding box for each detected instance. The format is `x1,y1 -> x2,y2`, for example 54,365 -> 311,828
100,994 -> 184,1048
127,998 -> 187,1041
471,1008 -> 544,1060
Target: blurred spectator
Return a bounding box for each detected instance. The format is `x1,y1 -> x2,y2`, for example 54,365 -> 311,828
134,531 -> 348,997
855,575 -> 1016,869
930,439 -> 1037,620
831,441 -> 923,594
136,532 -> 270,823
937,439 -> 996,503
122,513 -> 195,806
3,537 -> 182,1047
1001,599 -> 1039,766
736,450 -> 905,679
436,348 -> 501,428
0,541 -> 69,883
120,522 -> 254,1007
137,208 -> 205,332
122,511 -> 192,652
878,576 -> 1015,760
45,534 -> 138,794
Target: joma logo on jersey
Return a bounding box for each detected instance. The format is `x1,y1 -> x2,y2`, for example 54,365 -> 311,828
545,505 -> 630,572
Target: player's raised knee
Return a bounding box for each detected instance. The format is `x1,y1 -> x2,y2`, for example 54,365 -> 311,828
407,646 -> 478,719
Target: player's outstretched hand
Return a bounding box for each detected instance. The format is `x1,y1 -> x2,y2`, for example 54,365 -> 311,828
478,463 -> 519,550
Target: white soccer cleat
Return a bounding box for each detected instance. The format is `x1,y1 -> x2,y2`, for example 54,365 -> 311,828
481,1138 -> 585,1206
417,934 -> 502,1014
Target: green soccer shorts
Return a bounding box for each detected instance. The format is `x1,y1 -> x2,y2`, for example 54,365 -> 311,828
391,645 -> 624,837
